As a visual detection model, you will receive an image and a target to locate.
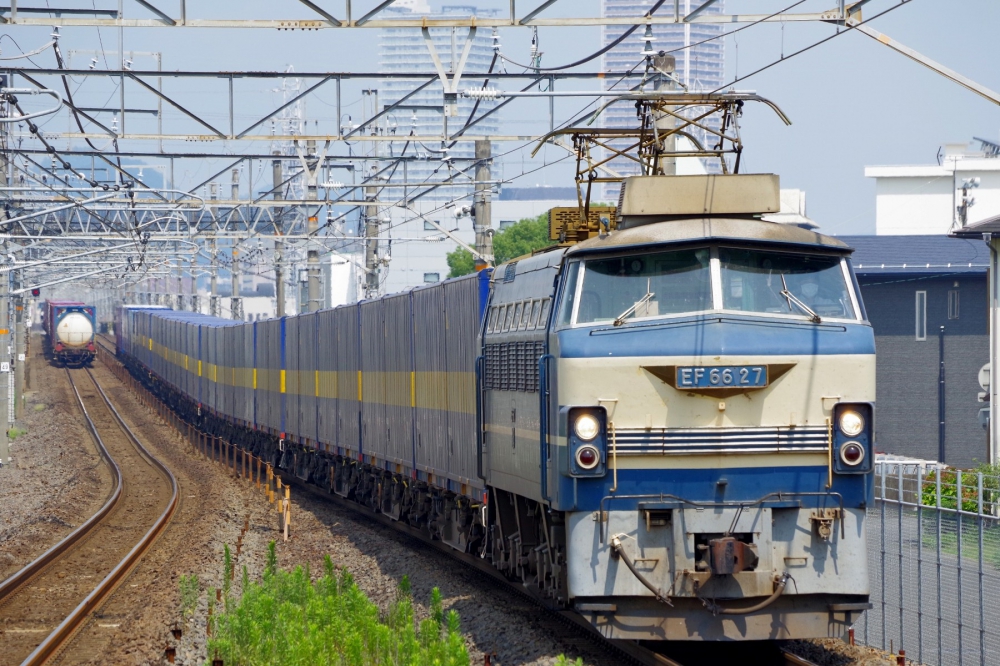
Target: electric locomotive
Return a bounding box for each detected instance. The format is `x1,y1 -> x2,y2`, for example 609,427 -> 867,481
483,174 -> 874,641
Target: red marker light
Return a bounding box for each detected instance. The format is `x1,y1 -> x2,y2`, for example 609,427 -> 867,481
840,441 -> 865,466
576,445 -> 599,470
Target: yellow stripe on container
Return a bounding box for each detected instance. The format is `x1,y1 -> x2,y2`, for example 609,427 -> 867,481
280,369 -> 286,393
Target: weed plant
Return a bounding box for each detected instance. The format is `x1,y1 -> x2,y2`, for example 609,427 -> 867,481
179,574 -> 200,618
206,541 -> 470,665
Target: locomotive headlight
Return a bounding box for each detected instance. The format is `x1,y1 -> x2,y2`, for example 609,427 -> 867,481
838,410 -> 865,437
575,444 -> 601,470
840,441 -> 866,466
574,413 -> 600,441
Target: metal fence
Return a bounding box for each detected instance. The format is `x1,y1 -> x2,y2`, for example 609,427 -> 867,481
858,461 -> 1000,666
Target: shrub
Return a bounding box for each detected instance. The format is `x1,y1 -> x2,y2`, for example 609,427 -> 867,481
921,462 -> 1000,512
206,543 -> 470,666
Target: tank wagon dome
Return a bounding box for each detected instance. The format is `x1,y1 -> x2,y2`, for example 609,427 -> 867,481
56,312 -> 95,348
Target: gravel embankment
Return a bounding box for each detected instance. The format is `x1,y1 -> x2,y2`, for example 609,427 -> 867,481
0,341 -> 113,581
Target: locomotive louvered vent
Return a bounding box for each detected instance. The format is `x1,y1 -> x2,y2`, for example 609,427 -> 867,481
503,262 -> 517,283
484,341 -> 545,392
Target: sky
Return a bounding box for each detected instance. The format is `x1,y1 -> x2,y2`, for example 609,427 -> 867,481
3,0 -> 999,235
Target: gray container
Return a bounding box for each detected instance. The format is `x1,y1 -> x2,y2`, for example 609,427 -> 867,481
335,304 -> 361,455
442,274 -> 482,488
412,283 -> 449,479
383,292 -> 415,468
316,308 -> 338,450
360,300 -> 387,460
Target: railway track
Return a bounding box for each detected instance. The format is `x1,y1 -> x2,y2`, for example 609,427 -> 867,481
0,367 -> 178,665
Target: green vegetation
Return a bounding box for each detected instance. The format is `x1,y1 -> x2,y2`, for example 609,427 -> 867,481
33,403 -> 46,412
7,427 -> 27,439
179,574 -> 200,618
921,461 -> 1000,512
447,213 -> 553,278
205,541 -> 470,665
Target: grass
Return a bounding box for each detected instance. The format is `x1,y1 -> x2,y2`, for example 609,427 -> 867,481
205,541 -> 470,666
33,403 -> 45,412
179,574 -> 199,619
7,427 -> 27,439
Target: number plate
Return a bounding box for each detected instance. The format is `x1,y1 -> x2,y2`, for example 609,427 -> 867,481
676,365 -> 768,389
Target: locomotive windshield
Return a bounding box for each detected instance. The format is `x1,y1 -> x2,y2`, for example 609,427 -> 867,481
558,245 -> 858,326
719,248 -> 856,320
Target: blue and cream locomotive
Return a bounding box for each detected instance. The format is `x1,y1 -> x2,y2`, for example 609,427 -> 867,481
117,172 -> 874,644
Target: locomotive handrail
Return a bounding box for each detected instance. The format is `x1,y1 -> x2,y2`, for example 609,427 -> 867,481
475,355 -> 486,481
597,491 -> 845,544
538,353 -> 554,502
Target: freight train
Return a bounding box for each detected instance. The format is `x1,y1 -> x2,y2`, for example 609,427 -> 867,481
116,174 -> 874,643
44,300 -> 96,366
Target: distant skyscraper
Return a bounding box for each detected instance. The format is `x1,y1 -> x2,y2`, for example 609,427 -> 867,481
379,2 -> 499,200
601,0 -> 726,188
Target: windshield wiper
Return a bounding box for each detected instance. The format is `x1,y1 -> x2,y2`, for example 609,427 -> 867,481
613,280 -> 654,327
780,274 -> 821,323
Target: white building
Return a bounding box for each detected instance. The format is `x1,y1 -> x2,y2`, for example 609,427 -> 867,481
866,141 -> 1000,235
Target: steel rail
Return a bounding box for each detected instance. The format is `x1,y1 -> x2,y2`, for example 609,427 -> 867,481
17,367 -> 179,666
0,371 -> 122,604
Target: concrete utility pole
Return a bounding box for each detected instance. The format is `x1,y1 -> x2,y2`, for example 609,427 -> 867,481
273,155 -> 285,317
175,242 -> 185,311
473,140 -> 494,267
0,272 -> 9,467
189,252 -> 199,314
230,242 -> 242,321
305,140 -> 321,312
13,287 -> 23,421
209,237 -> 219,316
653,54 -> 678,177
364,182 -> 379,299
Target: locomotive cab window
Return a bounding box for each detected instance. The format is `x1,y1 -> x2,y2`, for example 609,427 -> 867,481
558,245 -> 860,327
719,248 -> 856,321
570,248 -> 713,325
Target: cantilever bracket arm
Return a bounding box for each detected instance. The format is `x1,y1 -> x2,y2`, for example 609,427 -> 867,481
422,25 -> 478,95
846,20 -> 1000,107
295,0 -> 342,25
132,0 -> 176,25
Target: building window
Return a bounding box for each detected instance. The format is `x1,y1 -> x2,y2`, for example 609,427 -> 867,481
916,291 -> 927,340
423,220 -> 438,231
499,220 -> 516,230
948,290 -> 960,320
423,273 -> 440,283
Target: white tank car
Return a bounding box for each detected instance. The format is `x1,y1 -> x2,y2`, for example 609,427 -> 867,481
56,312 -> 94,348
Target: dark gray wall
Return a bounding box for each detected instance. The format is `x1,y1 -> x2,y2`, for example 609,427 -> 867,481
858,274 -> 988,469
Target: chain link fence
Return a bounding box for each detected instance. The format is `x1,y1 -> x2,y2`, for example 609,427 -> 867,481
858,460 -> 1000,666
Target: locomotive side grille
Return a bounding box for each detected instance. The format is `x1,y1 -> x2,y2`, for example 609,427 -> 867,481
483,341 -> 545,393
612,425 -> 830,455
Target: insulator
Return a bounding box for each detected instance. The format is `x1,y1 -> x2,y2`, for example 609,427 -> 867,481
464,87 -> 499,100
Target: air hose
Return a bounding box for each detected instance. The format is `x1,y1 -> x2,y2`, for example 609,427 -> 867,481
703,572 -> 791,616
610,536 -> 673,606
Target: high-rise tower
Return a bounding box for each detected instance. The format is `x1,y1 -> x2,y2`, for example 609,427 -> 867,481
379,2 -> 500,201
601,0 -> 726,187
